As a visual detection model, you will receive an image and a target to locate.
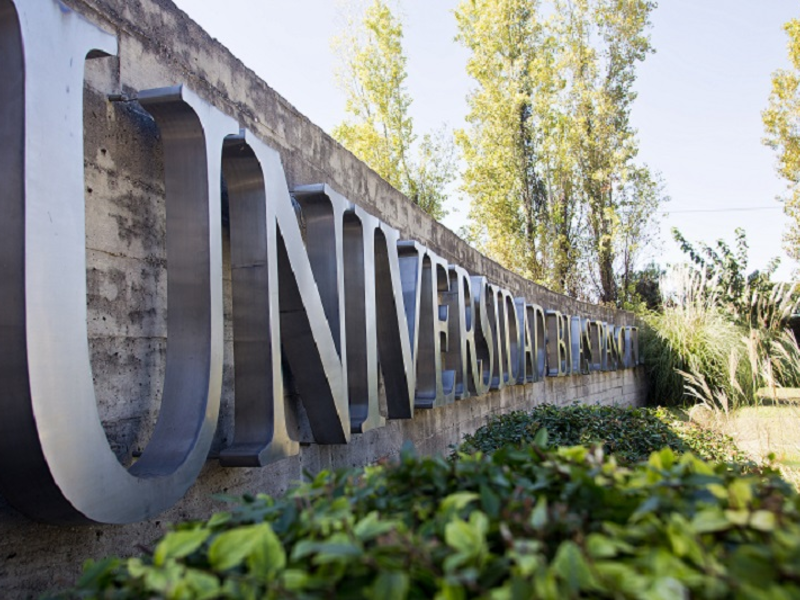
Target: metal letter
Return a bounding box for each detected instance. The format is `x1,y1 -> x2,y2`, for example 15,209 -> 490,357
282,184 -> 351,443
515,300 -> 534,384
487,284 -> 518,389
0,0 -> 240,524
413,247 -> 455,408
588,320 -> 605,371
445,265 -> 489,398
375,224 -> 416,419
219,131 -> 299,466
545,311 -> 568,376
570,315 -> 586,375
343,205 -> 385,433
471,276 -> 496,393
605,323 -> 619,371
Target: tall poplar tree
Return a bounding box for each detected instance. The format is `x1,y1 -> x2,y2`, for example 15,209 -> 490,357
456,0 -> 663,303
763,17 -> 800,263
332,0 -> 454,220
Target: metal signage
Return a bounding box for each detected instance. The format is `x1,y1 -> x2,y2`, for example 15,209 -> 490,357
0,0 -> 639,524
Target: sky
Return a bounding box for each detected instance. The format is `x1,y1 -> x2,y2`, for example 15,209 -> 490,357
172,0 -> 799,280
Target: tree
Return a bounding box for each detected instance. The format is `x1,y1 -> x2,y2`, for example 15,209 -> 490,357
332,0 -> 454,220
455,0 -> 664,303
455,0 -> 573,289
672,226 -> 781,326
763,17 -> 800,263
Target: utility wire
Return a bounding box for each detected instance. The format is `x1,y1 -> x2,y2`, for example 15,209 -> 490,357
658,206 -> 782,214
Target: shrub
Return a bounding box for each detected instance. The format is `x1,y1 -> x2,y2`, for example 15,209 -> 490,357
641,267 -> 754,410
642,232 -> 800,411
456,404 -> 749,466
59,443 -> 800,599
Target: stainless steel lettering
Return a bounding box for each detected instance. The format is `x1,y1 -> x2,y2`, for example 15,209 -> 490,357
546,310 -> 568,377
414,248 -> 455,408
375,224 -> 417,419
219,131 -> 299,466
0,0 -> 644,526
283,184 -> 351,443
445,266 -> 489,399
471,276 -> 496,393
0,0 -> 239,524
343,204 -> 385,433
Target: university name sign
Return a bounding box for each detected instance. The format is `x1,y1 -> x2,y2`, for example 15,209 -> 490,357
0,0 -> 639,525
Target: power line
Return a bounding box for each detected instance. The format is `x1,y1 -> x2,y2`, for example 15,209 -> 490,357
659,206 -> 782,214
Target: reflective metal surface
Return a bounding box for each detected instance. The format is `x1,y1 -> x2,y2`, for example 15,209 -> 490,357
471,277 -> 495,388
0,0 -> 645,526
570,316 -> 585,374
374,223 -> 416,419
588,320 -> 605,371
605,323 -> 619,370
276,183 -> 350,444
445,266 -> 489,398
411,246 -> 455,408
0,0 -> 238,523
546,311 -> 568,376
219,131 -> 299,466
344,205 -> 385,433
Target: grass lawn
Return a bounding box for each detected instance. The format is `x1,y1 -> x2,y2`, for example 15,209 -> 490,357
715,403 -> 800,488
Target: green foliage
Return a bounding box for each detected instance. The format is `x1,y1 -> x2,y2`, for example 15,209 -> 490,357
455,0 -> 665,303
332,0 -> 455,220
763,16 -> 800,263
642,232 -> 800,410
671,227 -> 781,326
59,441 -> 800,599
620,261 -> 663,312
641,269 -> 752,410
457,404 -> 749,466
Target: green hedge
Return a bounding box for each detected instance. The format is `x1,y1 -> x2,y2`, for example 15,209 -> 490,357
59,440 -> 799,599
457,404 -> 750,466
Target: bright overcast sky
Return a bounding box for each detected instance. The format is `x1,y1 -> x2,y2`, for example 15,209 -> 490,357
172,0 -> 799,280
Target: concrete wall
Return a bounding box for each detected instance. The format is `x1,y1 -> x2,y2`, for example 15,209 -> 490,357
0,0 -> 646,596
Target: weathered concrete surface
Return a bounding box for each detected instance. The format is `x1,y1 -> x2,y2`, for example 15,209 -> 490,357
0,0 -> 646,596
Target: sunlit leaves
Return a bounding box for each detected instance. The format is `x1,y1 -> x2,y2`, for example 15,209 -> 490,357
64,420 -> 800,599
456,0 -> 664,303
332,0 -> 455,220
763,17 -> 800,262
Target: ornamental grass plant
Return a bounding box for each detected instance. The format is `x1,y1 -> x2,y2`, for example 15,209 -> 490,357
641,267 -> 800,413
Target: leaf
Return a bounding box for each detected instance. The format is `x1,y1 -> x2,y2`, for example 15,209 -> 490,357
206,512 -> 232,528
585,533 -> 618,559
182,568 -> 222,600
247,522 -> 286,577
354,511 -> 397,541
642,576 -> 688,600
435,581 -> 466,600
372,571 -> 409,600
281,568 -> 310,591
529,496 -> 548,530
728,479 -> 753,509
445,519 -> 479,556
440,492 -> 479,515
480,484 -> 501,519
208,524 -> 272,572
749,510 -> 776,532
292,537 -> 362,565
551,541 -> 596,592
691,509 -> 732,534
153,529 -> 210,566
533,428 -> 549,448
